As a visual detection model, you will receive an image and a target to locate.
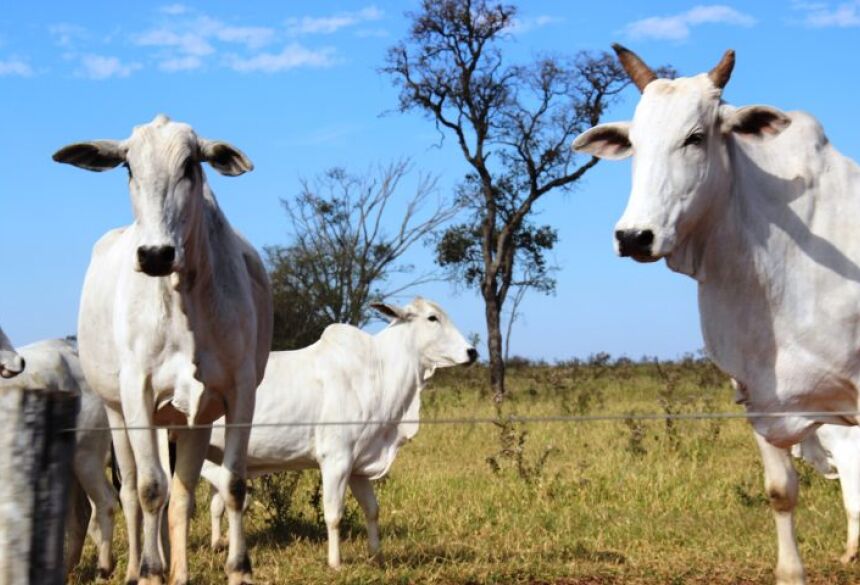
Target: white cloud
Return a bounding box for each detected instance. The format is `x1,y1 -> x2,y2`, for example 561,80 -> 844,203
507,15 -> 563,34
286,6 -> 383,35
159,55 -> 202,72
623,5 -> 756,41
48,23 -> 88,48
226,43 -> 336,73
0,57 -> 33,77
135,28 -> 215,57
77,54 -> 141,80
159,3 -> 188,15
794,0 -> 860,27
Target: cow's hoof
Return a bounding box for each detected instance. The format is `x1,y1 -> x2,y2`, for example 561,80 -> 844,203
840,550 -> 858,565
774,567 -> 806,585
212,537 -> 228,553
227,572 -> 253,585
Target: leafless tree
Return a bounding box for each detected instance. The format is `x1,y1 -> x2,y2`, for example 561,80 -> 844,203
384,0 -> 631,400
267,159 -> 458,349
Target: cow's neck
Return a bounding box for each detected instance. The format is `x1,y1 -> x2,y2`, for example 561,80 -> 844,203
374,326 -> 425,416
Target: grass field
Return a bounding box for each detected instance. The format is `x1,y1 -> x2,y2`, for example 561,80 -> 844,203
70,356 -> 860,584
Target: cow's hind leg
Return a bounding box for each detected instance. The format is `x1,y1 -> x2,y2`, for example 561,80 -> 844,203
831,438 -> 860,563
167,426 -> 211,585
76,447 -> 119,579
210,490 -> 228,552
321,459 -> 351,569
348,475 -> 381,564
754,431 -> 805,585
106,405 -> 144,585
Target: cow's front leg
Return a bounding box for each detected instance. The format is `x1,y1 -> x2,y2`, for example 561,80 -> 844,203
168,425 -> 211,585
321,458 -> 351,569
106,404 -> 143,585
348,475 -> 382,564
753,431 -> 805,585
121,372 -> 169,585
212,373 -> 256,585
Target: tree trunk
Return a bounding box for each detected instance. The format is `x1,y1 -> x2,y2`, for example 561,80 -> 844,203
483,286 -> 506,402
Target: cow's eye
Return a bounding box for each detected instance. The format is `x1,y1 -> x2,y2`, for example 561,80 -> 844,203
683,132 -> 705,147
428,315 -> 439,323
182,158 -> 197,181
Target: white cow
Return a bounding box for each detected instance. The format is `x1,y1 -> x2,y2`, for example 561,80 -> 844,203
792,426 -> 860,564
574,45 -> 860,584
0,325 -> 25,378
0,339 -> 117,579
54,115 -> 273,585
202,298 -> 477,569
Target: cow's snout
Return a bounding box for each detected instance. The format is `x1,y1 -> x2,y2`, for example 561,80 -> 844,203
0,356 -> 25,378
466,348 -> 478,365
615,229 -> 654,260
137,245 -> 176,276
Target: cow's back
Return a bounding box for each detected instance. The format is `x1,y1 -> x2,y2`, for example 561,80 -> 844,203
77,227 -> 129,407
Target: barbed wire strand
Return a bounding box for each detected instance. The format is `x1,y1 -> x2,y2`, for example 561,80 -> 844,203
60,410 -> 860,433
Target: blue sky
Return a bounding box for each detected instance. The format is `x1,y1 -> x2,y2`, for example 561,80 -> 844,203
2,1 -> 859,360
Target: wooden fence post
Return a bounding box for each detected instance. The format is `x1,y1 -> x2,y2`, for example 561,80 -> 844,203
0,382 -> 79,585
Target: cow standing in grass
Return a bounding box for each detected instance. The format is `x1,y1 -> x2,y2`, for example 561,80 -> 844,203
574,46 -> 860,584
0,326 -> 24,378
54,115 -> 273,585
202,298 -> 477,569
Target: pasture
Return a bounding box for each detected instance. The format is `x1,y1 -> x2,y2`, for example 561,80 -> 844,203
68,357 -> 858,584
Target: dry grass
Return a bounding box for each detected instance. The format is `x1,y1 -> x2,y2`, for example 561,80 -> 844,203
69,358 -> 860,584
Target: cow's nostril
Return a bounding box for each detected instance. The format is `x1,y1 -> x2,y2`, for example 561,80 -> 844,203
636,230 -> 654,247
137,246 -> 176,276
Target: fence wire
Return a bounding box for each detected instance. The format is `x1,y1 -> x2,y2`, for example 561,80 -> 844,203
60,410 -> 860,433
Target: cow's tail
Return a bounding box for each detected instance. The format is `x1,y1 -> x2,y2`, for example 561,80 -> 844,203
110,441 -> 122,492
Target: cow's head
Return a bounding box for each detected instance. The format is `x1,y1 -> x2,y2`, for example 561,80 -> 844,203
0,326 -> 24,379
53,115 -> 253,277
372,297 -> 477,374
573,45 -> 791,262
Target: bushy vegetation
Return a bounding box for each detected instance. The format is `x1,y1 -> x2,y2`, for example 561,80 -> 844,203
71,357 -> 856,584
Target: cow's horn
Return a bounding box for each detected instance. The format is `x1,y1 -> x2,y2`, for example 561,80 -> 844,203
612,43 -> 656,93
708,49 -> 735,89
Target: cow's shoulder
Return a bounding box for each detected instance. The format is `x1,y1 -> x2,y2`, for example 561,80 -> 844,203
91,226 -> 127,257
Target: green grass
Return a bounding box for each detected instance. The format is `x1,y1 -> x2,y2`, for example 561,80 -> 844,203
70,358 -> 860,584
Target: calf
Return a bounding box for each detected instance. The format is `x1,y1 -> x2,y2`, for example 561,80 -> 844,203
202,298 -> 476,568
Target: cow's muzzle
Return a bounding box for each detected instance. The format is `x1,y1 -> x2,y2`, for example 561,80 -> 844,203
137,245 -> 176,277
0,356 -> 25,378
615,229 -> 657,262
466,348 -> 478,365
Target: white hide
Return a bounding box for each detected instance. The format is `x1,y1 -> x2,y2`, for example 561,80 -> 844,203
0,339 -> 117,579
55,114 -> 272,585
0,326 -> 24,379
202,297 -> 476,569
574,46 -> 860,585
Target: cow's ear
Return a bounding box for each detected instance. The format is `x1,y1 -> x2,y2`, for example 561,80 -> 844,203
572,122 -> 632,160
199,139 -> 253,176
52,140 -> 126,172
722,105 -> 791,140
371,302 -> 410,322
